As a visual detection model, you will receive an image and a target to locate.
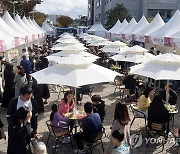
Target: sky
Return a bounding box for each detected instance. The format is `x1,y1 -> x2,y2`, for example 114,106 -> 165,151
35,0 -> 88,19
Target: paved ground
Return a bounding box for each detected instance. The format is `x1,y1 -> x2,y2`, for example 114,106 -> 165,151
0,83 -> 180,154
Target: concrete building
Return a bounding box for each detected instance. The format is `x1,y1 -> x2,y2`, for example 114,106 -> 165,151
88,0 -> 180,26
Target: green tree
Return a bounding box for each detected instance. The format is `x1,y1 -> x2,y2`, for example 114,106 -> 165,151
106,4 -> 132,29
2,0 -> 42,17
31,11 -> 46,26
57,15 -> 73,27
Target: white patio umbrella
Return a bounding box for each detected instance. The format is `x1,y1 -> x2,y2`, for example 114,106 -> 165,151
111,52 -> 155,63
103,46 -> 130,54
124,45 -> 148,54
56,38 -> 80,44
48,51 -> 99,59
31,63 -> 119,87
51,44 -> 87,51
130,53 -> 180,80
46,54 -> 97,65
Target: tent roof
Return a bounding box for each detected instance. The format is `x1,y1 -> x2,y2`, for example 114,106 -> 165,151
32,19 -> 46,33
22,16 -> 41,35
108,20 -> 121,33
88,23 -> 107,32
135,13 -> 165,37
42,21 -> 53,32
15,14 -> 35,35
28,18 -> 43,34
121,18 -> 137,35
116,19 -> 128,34
0,17 -> 24,38
2,11 -> 29,36
149,10 -> 180,40
124,16 -> 149,36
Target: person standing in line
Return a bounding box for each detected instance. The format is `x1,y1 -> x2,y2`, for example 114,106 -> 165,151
14,65 -> 28,97
1,63 -> 15,109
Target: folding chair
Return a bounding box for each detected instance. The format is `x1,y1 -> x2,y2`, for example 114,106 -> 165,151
82,127 -> 105,154
45,120 -> 72,154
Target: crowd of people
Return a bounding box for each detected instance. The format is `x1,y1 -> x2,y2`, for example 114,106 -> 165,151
0,34 -> 179,154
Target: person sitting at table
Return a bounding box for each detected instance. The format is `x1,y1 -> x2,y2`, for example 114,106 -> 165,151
50,104 -> 70,143
148,95 -> 170,124
74,102 -> 102,154
138,87 -> 153,116
91,95 -> 105,122
111,130 -> 130,154
123,71 -> 137,95
105,103 -> 131,154
159,82 -> 177,105
58,90 -> 75,116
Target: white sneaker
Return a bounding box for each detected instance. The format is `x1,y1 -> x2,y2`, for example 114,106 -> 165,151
62,137 -> 70,143
74,149 -> 86,154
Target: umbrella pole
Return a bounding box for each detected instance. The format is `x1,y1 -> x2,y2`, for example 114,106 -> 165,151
75,87 -> 77,110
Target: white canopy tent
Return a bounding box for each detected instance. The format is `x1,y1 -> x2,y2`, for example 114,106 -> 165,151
149,10 -> 180,46
32,19 -> 46,34
88,23 -> 107,37
41,21 -> 54,35
22,16 -> 41,38
135,13 -> 165,42
115,19 -> 129,35
0,17 -> 25,45
15,14 -> 37,41
28,18 -> 44,37
0,29 -> 15,51
2,11 -> 31,41
123,16 -> 149,40
165,31 -> 180,48
121,18 -> 137,39
108,20 -> 121,34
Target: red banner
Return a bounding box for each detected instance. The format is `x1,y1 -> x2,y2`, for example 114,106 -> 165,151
14,37 -> 19,47
0,40 -> 4,52
164,37 -> 175,47
25,36 -> 28,43
145,36 -> 151,43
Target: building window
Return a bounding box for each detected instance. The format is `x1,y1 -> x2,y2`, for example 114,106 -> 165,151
95,14 -> 101,21
96,0 -> 101,8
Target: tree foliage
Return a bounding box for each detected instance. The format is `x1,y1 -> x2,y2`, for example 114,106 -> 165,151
1,0 -> 42,17
106,4 -> 132,29
57,15 -> 73,27
31,11 -> 46,26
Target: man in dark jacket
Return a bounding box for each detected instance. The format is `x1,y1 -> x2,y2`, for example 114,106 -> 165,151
20,55 -> 31,81
74,102 -> 102,154
6,86 -> 38,136
159,82 -> 177,105
7,106 -> 31,154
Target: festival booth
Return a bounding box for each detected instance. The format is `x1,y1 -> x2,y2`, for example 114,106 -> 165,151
120,18 -> 137,40
112,19 -> 128,41
42,21 -> 54,36
135,13 -> 165,43
107,20 -> 121,40
122,16 -> 149,41
146,10 -> 180,54
87,23 -> 107,38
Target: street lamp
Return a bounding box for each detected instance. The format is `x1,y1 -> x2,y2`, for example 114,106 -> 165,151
10,1 -> 18,19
